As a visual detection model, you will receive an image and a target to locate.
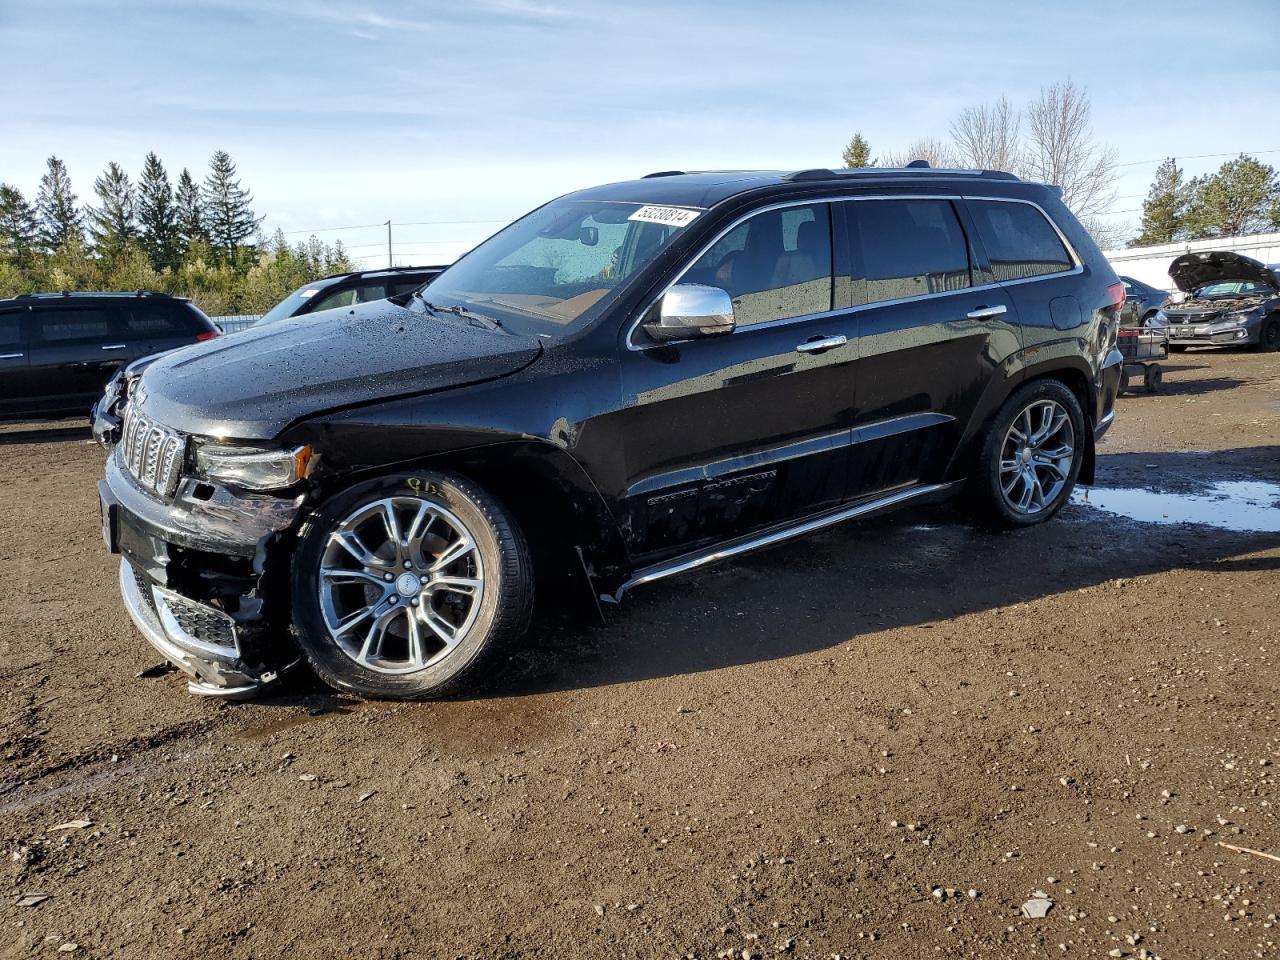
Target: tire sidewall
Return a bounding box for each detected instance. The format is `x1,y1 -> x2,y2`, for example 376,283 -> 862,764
977,379 -> 1087,528
291,470 -> 516,698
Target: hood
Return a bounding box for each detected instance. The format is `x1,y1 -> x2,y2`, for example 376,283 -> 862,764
1168,251 -> 1279,294
136,300 -> 542,439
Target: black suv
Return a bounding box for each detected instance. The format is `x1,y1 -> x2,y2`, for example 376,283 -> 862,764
251,265 -> 447,327
97,166 -> 1124,700
0,291 -> 218,421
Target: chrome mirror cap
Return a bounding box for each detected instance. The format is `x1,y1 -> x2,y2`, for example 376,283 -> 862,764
643,284 -> 735,342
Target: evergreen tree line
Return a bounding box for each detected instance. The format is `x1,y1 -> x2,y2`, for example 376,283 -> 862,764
1130,154 -> 1280,247
0,152 -> 353,316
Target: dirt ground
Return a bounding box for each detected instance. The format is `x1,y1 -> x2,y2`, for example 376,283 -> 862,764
1,350 -> 1278,959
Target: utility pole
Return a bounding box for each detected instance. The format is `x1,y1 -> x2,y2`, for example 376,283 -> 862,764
385,220 -> 392,267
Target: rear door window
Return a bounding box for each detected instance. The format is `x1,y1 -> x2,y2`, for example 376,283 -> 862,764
682,203 -> 833,327
849,199 -> 972,305
966,199 -> 1074,282
126,301 -> 201,336
30,306 -> 119,343
0,311 -> 23,347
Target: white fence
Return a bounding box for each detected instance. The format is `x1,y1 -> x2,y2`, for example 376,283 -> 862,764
213,314 -> 262,333
1103,232 -> 1280,293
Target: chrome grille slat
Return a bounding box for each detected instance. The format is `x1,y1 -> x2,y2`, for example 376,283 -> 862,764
118,401 -> 186,501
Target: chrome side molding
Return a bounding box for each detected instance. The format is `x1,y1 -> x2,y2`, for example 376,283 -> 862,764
601,481 -> 959,603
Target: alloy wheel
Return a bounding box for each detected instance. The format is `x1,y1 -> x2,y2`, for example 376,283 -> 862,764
998,399 -> 1076,516
318,497 -> 484,674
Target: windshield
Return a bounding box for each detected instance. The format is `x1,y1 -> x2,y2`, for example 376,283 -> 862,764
421,197 -> 696,337
253,276 -> 343,326
1194,280 -> 1273,298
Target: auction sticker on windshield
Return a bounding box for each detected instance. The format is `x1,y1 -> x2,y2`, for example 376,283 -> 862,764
628,205 -> 700,228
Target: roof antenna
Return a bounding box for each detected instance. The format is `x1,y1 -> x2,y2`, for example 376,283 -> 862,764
905,159 -> 931,169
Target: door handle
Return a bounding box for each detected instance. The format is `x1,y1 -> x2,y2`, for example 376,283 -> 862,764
965,305 -> 1008,320
0,352 -> 23,360
101,344 -> 126,350
796,335 -> 848,354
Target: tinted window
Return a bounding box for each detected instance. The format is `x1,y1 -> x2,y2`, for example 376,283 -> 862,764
389,280 -> 427,297
967,200 -> 1073,282
851,199 -> 971,305
32,307 -> 115,342
126,302 -> 200,336
683,203 -> 832,326
310,284 -> 388,312
0,311 -> 21,344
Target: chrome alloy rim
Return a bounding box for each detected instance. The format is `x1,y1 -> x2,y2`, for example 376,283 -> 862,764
319,497 -> 484,674
999,399 -> 1076,516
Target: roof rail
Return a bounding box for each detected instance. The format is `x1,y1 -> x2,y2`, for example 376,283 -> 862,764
783,167 -> 1020,182
13,289 -> 173,300
642,170 -> 686,178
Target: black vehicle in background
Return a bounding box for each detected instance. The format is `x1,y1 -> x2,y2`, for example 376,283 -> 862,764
251,265 -> 447,327
0,291 -> 218,421
97,165 -> 1124,701
1118,275 -> 1169,327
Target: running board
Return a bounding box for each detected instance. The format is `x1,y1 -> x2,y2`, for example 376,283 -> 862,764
601,481 -> 958,603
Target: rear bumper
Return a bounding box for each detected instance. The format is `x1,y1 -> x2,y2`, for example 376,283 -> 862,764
102,450 -> 304,698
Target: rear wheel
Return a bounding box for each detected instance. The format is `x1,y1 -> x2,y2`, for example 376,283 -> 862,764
291,470 -> 533,699
970,379 -> 1085,529
1253,317 -> 1279,353
1144,364 -> 1162,393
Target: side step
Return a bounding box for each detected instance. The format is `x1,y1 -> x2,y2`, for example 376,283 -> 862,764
601,481 -> 959,603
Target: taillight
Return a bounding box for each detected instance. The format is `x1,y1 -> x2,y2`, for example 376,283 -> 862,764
1106,281 -> 1125,314
196,330 -> 219,342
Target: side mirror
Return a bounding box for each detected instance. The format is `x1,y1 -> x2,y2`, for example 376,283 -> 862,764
642,284 -> 735,342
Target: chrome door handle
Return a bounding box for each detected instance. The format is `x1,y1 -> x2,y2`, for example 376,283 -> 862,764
966,305 -> 1008,320
796,335 -> 848,354
101,344 -> 126,350
0,352 -> 23,360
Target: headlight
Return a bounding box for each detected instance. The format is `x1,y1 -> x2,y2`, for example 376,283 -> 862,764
1149,309 -> 1168,327
194,442 -> 312,491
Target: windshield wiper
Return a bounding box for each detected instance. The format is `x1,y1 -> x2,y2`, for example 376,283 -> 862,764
417,295 -> 503,332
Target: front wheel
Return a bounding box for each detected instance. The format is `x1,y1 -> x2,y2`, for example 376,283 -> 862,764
970,379 -> 1086,529
291,470 -> 533,699
1253,317 -> 1279,353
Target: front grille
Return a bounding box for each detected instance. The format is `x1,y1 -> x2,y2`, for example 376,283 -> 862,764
119,402 -> 185,500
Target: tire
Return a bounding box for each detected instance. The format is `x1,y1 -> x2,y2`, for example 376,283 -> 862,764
970,378 -> 1086,529
1144,364 -> 1162,393
291,470 -> 533,699
1141,312 -> 1159,328
1117,370 -> 1130,395
1253,317 -> 1280,353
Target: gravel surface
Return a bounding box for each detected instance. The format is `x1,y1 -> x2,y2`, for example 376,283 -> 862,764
1,350 -> 1278,959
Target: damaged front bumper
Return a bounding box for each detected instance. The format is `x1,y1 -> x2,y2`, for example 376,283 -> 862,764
100,451 -> 304,699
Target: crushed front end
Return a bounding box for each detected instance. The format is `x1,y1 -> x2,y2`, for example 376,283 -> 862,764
98,387 -> 306,699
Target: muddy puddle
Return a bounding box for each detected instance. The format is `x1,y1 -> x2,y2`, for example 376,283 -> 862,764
1073,480 -> 1280,533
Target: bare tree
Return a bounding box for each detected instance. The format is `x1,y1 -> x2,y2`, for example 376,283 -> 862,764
880,137 -> 960,170
1022,79 -> 1119,244
950,95 -> 1021,172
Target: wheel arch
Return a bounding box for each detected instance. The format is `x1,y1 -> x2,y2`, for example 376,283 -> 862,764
309,439 -> 631,586
1019,361 -> 1096,485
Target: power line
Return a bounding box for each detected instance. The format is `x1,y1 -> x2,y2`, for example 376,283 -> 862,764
277,217 -> 513,236
1114,148 -> 1280,168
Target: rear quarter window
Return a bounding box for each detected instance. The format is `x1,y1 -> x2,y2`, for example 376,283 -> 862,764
126,301 -> 203,336
967,200 -> 1074,282
0,311 -> 22,344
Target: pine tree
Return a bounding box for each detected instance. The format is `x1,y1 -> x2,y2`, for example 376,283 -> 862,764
0,184 -> 41,266
88,161 -> 138,263
137,152 -> 179,270
842,133 -> 873,168
202,150 -> 261,263
175,168 -> 207,256
1131,158 -> 1185,247
35,156 -> 83,252
1183,154 -> 1280,239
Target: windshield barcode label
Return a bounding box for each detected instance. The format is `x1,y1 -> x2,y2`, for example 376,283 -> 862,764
628,205 -> 700,228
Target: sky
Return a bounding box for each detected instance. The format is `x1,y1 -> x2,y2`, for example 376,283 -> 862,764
3,0 -> 1278,266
